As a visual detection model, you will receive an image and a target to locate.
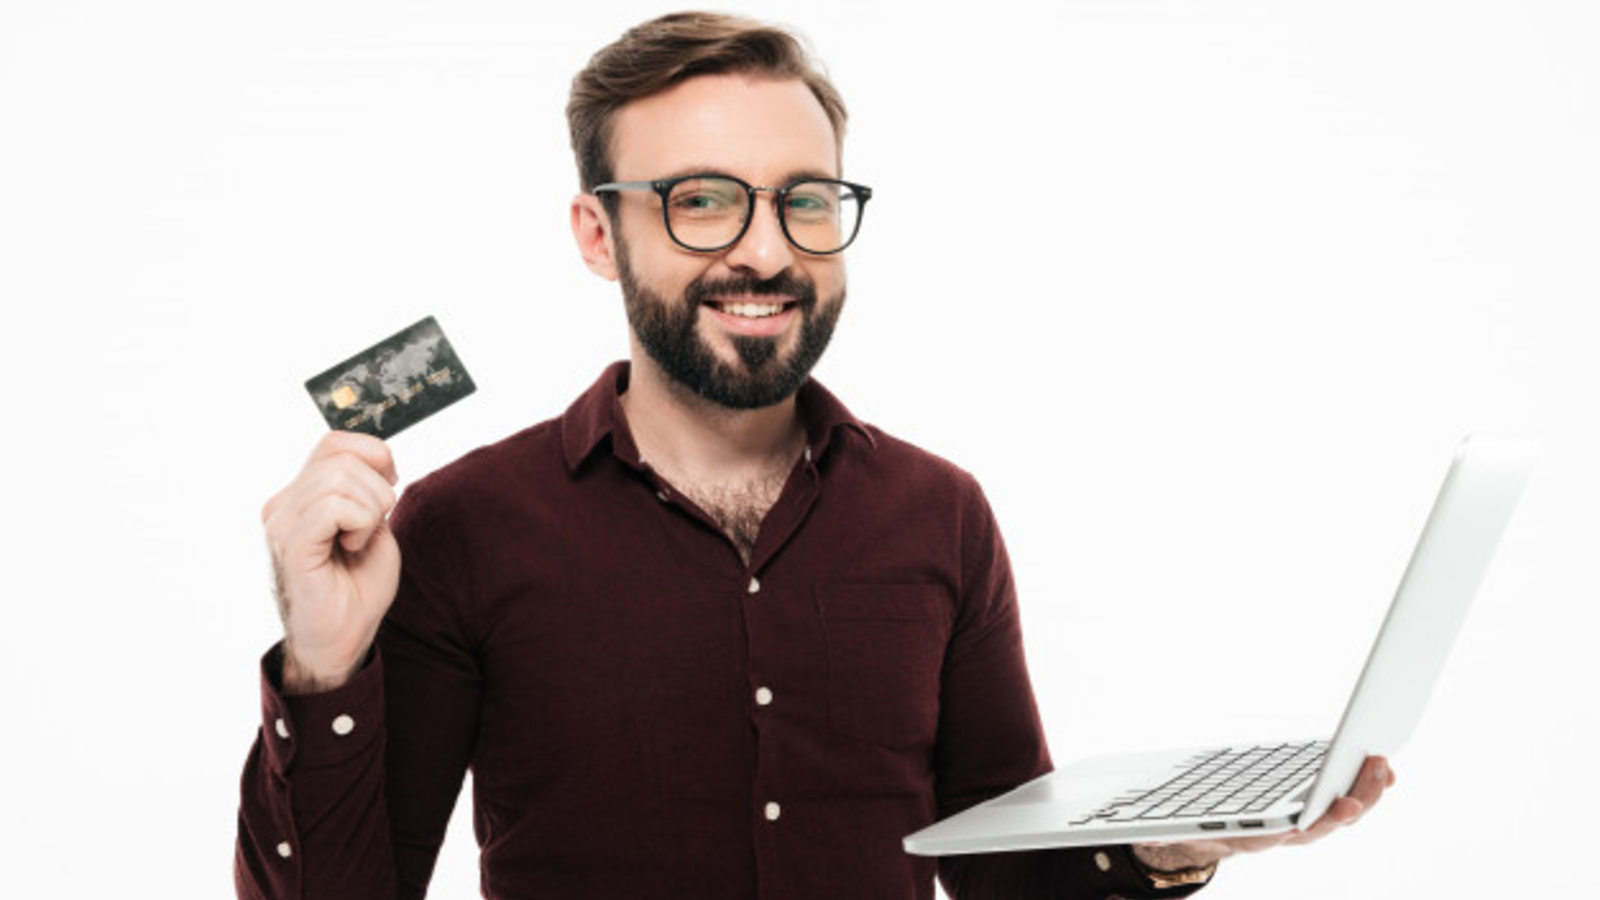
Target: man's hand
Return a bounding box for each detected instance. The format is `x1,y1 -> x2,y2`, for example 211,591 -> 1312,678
261,431 -> 401,694
1131,755 -> 1398,873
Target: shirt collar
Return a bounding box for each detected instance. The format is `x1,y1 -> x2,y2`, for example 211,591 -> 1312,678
561,361 -> 876,473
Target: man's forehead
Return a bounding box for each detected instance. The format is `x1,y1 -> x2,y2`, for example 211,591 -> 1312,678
607,73 -> 840,181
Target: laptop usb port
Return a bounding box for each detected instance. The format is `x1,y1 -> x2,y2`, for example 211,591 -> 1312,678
1240,820 -> 1265,829
1199,822 -> 1227,831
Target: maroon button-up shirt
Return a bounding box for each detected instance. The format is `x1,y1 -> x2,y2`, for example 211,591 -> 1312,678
235,363 -> 1200,900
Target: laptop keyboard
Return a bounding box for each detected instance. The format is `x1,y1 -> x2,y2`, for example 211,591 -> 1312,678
1069,740 -> 1329,825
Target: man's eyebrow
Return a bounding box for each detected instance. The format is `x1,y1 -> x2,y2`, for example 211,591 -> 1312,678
777,167 -> 838,183
655,165 -> 721,182
645,166 -> 843,185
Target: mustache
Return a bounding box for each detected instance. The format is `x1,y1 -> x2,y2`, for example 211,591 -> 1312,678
684,270 -> 818,310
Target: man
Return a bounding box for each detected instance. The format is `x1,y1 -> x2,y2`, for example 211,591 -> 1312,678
236,12 -> 1393,900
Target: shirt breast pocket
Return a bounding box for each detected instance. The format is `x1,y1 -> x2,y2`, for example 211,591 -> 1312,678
817,584 -> 953,751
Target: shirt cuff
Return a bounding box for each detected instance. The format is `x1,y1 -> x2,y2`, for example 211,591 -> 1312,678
257,642 -> 385,777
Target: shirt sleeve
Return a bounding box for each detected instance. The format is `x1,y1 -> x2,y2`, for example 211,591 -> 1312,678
234,479 -> 482,900
234,645 -> 397,900
933,482 -> 1211,900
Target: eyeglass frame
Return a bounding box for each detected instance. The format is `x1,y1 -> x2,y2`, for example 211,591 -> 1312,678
591,173 -> 873,256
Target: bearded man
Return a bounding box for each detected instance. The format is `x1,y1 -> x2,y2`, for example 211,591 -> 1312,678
236,12 -> 1391,900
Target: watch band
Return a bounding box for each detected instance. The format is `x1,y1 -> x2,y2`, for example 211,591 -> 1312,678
1128,848 -> 1219,890
1142,859 -> 1218,889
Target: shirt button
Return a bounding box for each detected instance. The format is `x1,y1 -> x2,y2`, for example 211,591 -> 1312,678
277,841 -> 293,859
656,489 -> 670,503
274,718 -> 290,740
755,687 -> 774,707
747,576 -> 761,595
764,802 -> 782,821
1094,851 -> 1112,872
331,714 -> 355,736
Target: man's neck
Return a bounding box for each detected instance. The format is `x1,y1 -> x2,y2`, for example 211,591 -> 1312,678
620,353 -> 807,485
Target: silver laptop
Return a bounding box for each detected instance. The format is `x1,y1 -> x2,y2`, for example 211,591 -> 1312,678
904,434 -> 1537,856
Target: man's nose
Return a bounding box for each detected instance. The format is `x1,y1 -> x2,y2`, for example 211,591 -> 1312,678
722,192 -> 795,280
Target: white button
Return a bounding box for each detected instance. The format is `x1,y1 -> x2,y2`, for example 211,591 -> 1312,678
331,714 -> 355,736
656,489 -> 670,503
764,802 -> 782,821
747,576 -> 761,595
755,687 -> 774,706
274,718 -> 290,740
1094,851 -> 1112,872
277,841 -> 293,859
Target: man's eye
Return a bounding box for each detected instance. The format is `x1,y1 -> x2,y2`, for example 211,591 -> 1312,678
670,182 -> 740,215
785,191 -> 836,217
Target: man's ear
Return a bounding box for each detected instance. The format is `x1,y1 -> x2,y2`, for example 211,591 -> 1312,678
571,193 -> 620,282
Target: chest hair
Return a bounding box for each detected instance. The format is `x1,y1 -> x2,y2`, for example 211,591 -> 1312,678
663,467 -> 790,563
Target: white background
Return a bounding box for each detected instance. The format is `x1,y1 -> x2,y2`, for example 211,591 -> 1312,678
2,1 -> 1596,897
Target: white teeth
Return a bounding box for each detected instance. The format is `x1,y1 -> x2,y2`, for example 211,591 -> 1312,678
721,302 -> 783,318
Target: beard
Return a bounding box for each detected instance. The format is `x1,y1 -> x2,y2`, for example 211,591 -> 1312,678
616,236 -> 844,410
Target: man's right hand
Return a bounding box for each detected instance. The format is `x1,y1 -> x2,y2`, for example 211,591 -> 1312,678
262,431 -> 401,694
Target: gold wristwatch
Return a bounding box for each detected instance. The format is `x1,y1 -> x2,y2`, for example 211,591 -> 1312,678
1131,852 -> 1219,890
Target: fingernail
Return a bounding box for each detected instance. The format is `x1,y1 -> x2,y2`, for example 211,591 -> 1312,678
1373,761 -> 1388,782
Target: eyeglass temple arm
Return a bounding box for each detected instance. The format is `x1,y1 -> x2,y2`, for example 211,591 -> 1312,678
590,181 -> 659,194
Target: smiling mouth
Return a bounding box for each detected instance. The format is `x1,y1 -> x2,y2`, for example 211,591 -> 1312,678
706,300 -> 794,319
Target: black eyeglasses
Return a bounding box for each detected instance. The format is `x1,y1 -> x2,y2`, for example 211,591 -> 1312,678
592,174 -> 872,255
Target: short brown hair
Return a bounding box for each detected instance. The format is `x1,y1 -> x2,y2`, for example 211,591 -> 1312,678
567,11 -> 848,192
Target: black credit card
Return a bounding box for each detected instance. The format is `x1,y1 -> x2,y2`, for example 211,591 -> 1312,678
304,316 -> 476,438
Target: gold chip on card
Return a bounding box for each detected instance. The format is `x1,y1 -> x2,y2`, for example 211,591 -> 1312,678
330,384 -> 360,409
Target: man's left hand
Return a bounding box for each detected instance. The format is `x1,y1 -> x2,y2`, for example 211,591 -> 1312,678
1131,755 -> 1398,873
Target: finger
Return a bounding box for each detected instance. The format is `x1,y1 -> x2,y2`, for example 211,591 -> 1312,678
323,493 -> 390,556
280,493 -> 390,564
302,453 -> 399,520
305,430 -> 398,485
1200,834 -> 1289,856
265,469 -> 393,556
1145,828 -> 1302,859
1294,796 -> 1367,844
338,516 -> 393,555
269,454 -> 399,540
262,487 -> 286,524
1345,756 -> 1392,812
1372,755 -> 1396,789
1288,756 -> 1393,845
265,435 -> 397,524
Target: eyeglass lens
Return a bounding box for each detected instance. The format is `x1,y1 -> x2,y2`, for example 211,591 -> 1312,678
665,177 -> 863,254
